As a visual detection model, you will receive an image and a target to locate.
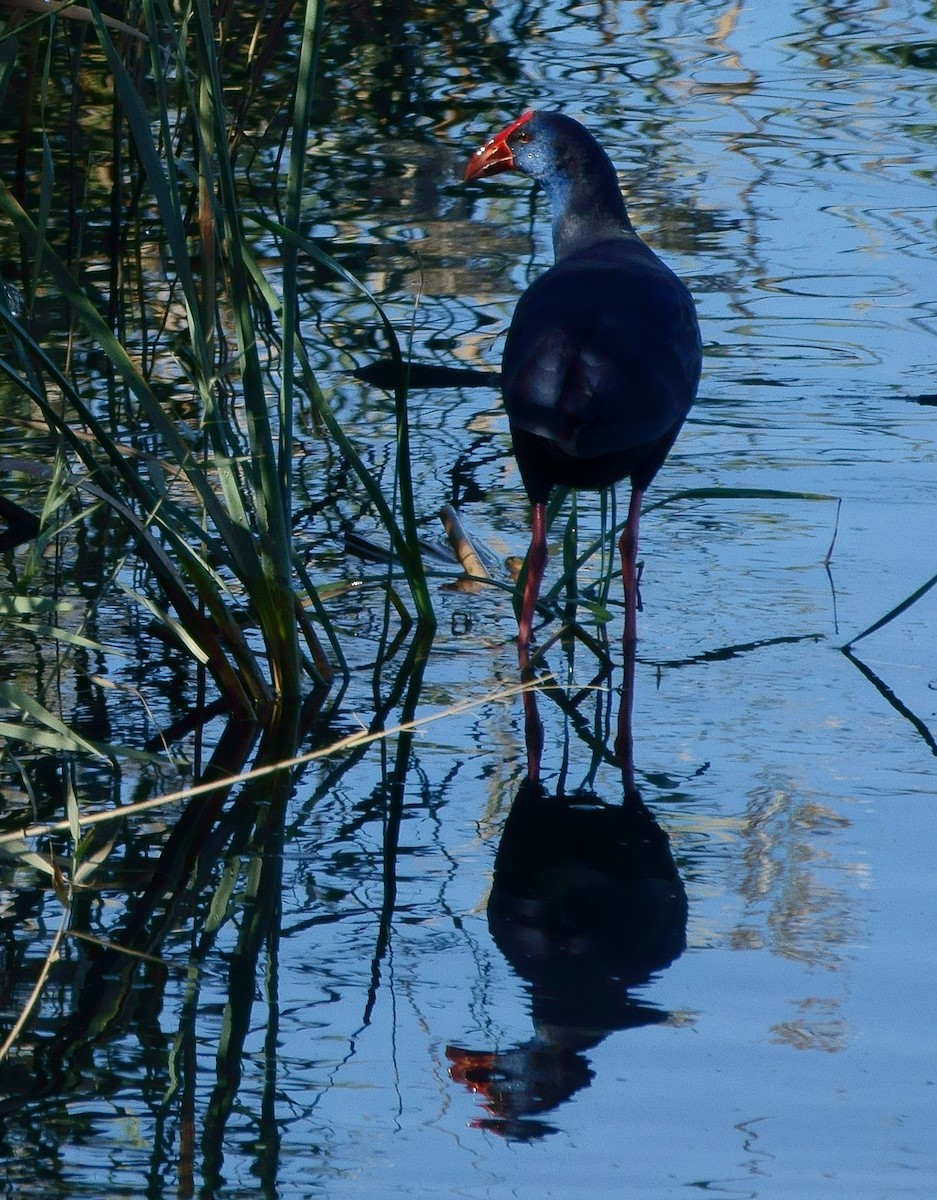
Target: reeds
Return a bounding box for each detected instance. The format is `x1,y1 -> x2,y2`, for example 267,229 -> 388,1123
0,0 -> 449,1099
0,0 -> 434,730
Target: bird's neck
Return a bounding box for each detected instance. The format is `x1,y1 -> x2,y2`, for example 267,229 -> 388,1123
540,150 -> 633,260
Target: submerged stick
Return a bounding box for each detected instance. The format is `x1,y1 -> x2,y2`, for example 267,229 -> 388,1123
439,504 -> 491,592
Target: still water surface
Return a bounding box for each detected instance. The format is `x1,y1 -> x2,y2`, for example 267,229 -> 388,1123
2,0 -> 937,1196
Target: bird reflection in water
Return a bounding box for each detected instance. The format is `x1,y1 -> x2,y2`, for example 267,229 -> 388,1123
446,640 -> 687,1140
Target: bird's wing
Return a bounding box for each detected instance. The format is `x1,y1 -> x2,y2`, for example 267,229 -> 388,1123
502,241 -> 701,461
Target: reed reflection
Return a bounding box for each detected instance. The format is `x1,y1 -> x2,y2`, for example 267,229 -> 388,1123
448,639 -> 687,1139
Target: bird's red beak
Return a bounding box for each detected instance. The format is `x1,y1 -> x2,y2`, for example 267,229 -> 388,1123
463,111 -> 534,182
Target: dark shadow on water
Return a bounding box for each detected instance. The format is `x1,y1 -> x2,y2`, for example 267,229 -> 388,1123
447,638 -> 688,1141
353,359 -> 500,390
843,646 -> 937,760
842,567 -> 937,759
0,491 -> 40,551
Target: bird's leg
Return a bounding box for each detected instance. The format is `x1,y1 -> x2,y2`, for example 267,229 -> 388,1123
619,486 -> 643,645
517,501 -> 548,649
517,503 -> 547,778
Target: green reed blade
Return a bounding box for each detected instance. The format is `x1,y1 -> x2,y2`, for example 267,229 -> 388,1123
280,0 -> 324,516
843,569 -> 937,650
250,214 -> 435,627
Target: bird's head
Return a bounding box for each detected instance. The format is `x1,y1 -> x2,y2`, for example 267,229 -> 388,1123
463,111 -> 632,257
463,110 -> 582,185
464,110 -> 536,181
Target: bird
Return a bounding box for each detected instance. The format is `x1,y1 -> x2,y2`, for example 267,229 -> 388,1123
463,110 -> 701,647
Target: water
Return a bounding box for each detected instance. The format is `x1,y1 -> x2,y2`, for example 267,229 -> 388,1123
2,0 -> 937,1195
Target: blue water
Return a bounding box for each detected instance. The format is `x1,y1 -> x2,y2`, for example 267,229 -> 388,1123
2,0 -> 937,1196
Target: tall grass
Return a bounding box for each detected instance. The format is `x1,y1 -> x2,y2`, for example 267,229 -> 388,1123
0,0 -> 443,1103
0,0 -> 433,727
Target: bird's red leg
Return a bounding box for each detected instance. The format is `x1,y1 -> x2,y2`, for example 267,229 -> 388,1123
517,503 -> 547,777
619,486 -> 643,645
517,501 -> 548,650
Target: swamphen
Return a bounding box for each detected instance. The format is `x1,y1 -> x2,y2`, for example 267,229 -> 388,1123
464,111 -> 701,646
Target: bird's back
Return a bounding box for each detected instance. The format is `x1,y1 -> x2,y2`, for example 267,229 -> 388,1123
502,236 -> 701,502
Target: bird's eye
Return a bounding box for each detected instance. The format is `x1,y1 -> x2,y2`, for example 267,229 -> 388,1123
515,130 -> 531,144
